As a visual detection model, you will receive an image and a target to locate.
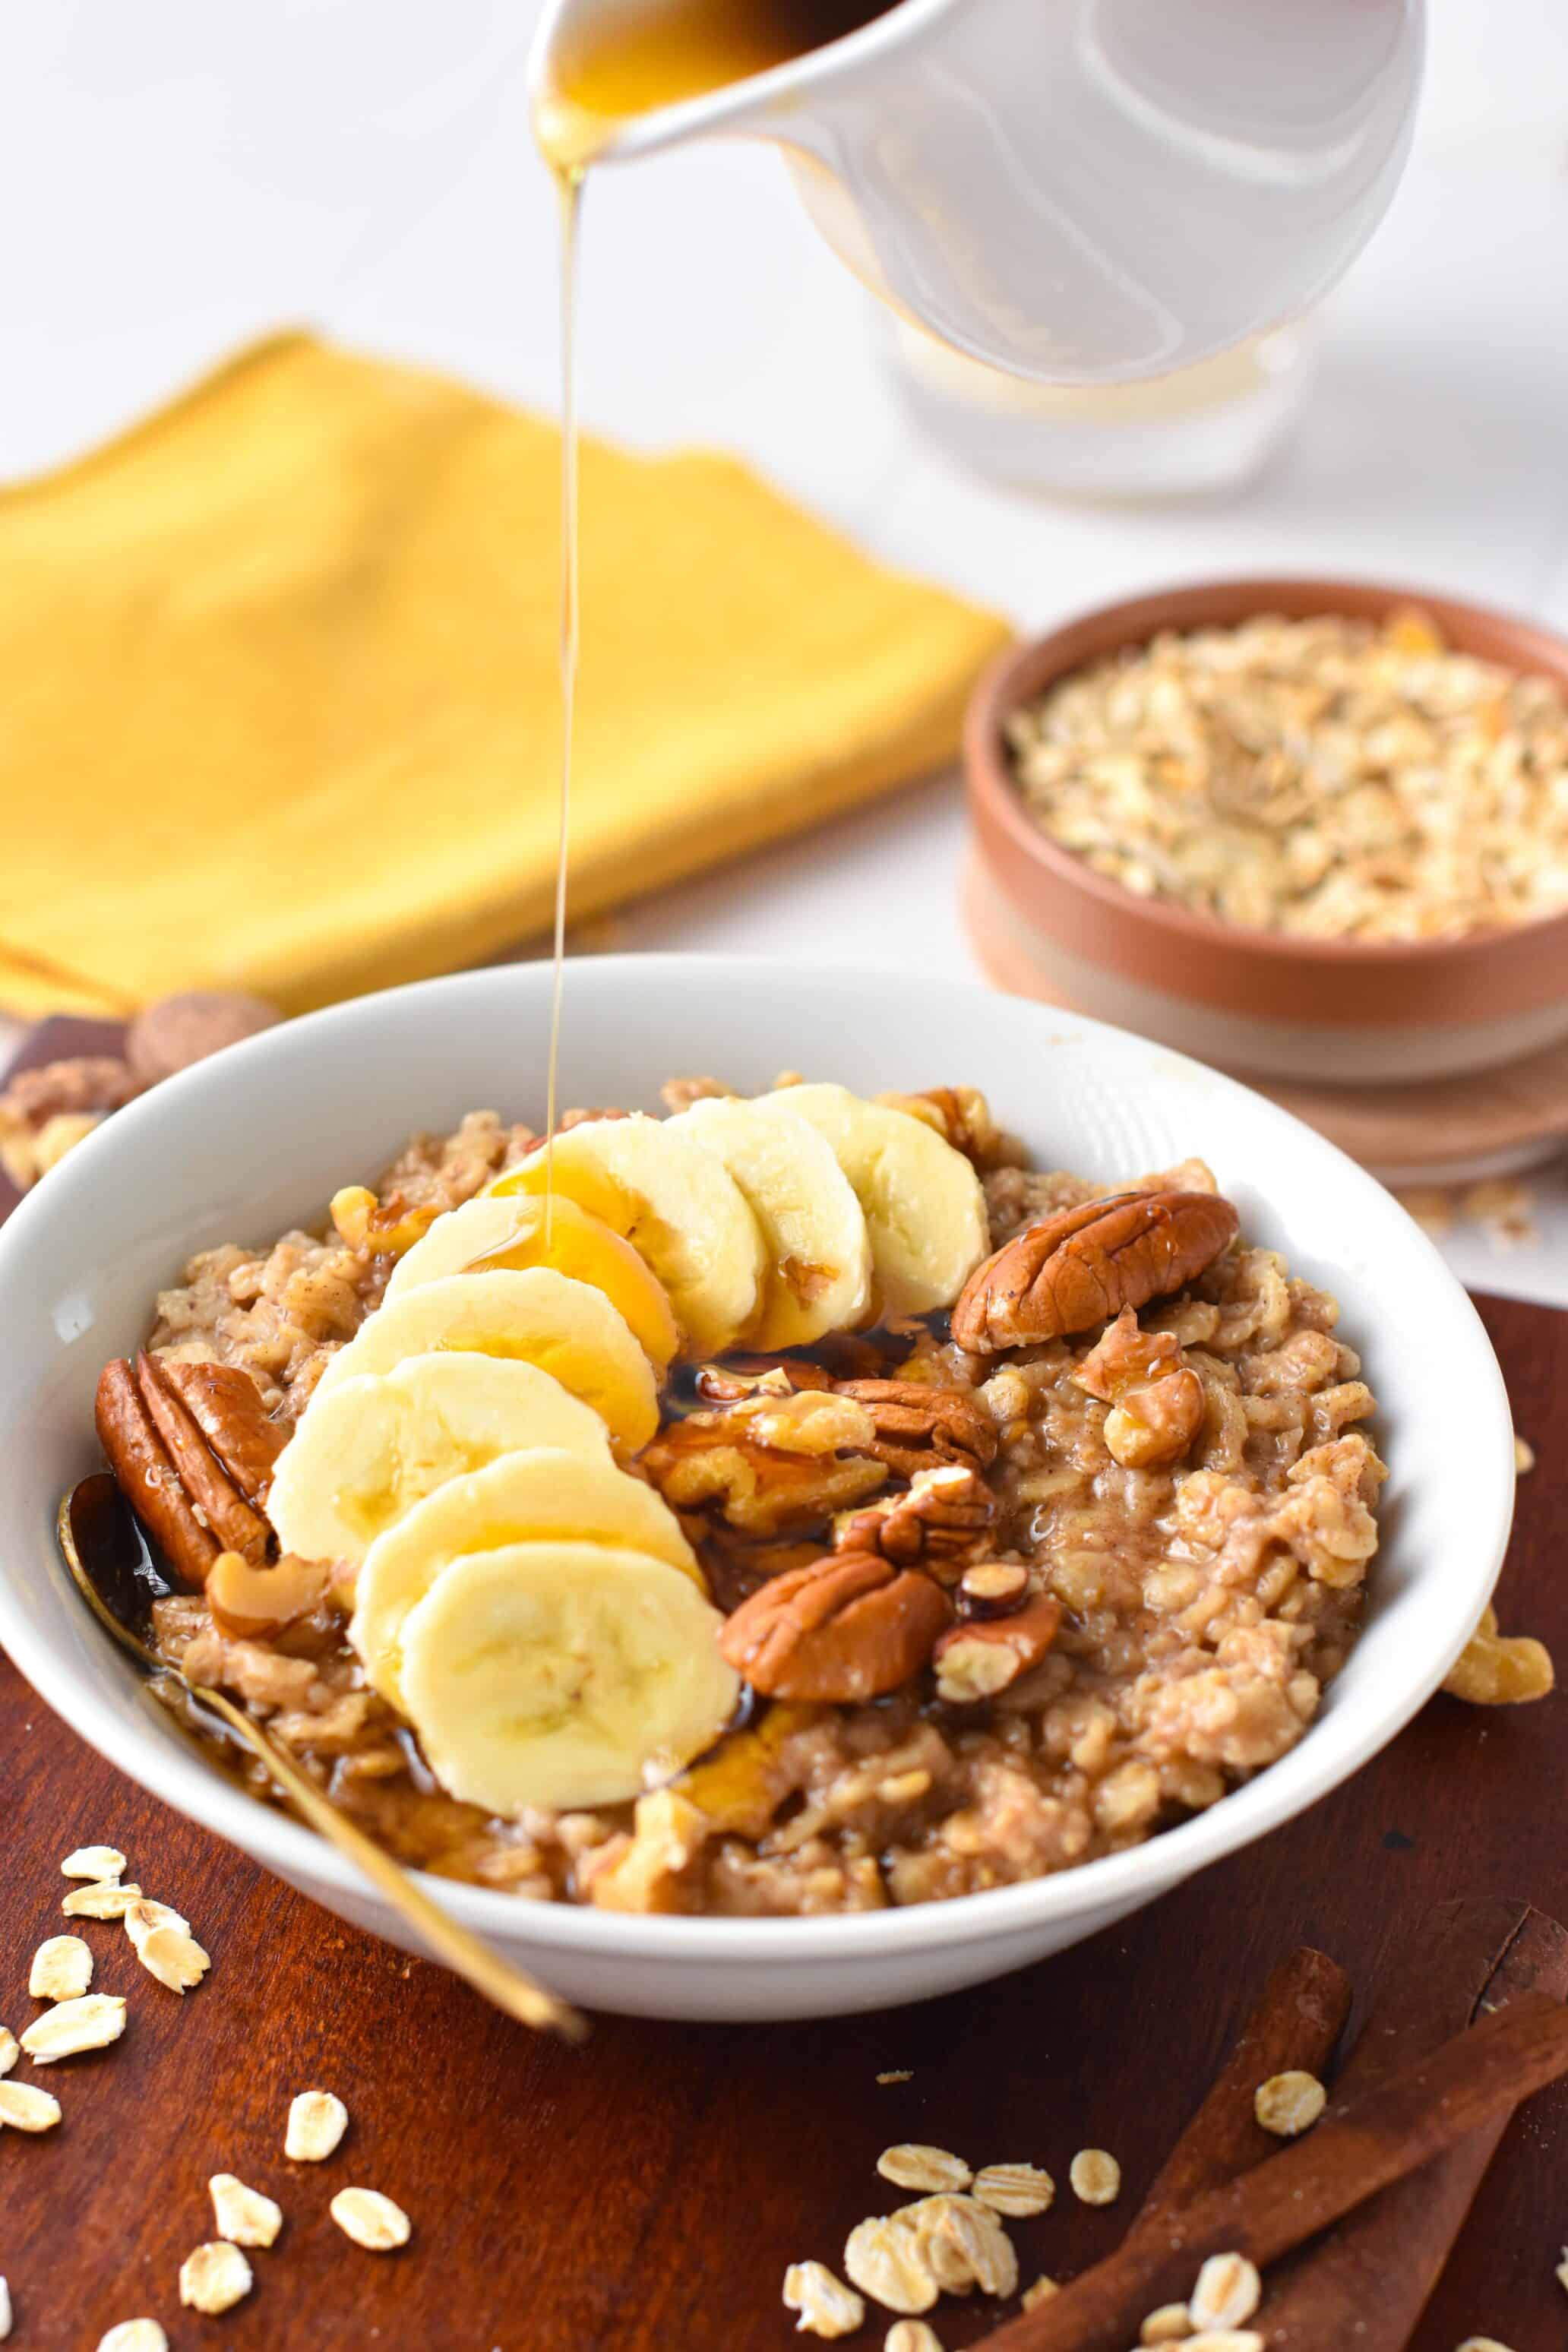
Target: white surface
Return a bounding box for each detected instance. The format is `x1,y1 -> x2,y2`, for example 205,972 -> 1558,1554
2,0 -> 1566,1296
0,959 -> 1516,2018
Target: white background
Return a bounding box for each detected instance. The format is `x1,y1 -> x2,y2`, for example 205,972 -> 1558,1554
3,0 -> 1566,1300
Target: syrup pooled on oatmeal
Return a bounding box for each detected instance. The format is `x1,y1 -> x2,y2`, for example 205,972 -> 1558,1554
531,0 -> 899,1222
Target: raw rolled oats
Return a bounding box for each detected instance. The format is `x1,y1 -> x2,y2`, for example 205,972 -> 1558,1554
124,1900 -> 191,1949
1187,2253 -> 1261,2332
62,1845 -> 128,1880
782,2261 -> 865,2338
918,2195 -> 1017,2298
1005,609 -> 1568,942
876,2145 -> 973,2195
0,2276 -> 9,2341
1253,2069 -> 1326,2137
884,2325 -> 944,2352
1022,2275 -> 1060,2312
285,2089 -> 349,2161
29,1934 -> 93,2002
0,2027 -> 17,2078
209,2173 -> 283,2248
134,1926 -> 211,1995
1069,2148 -> 1121,2205
0,2080 -> 62,2132
1142,2304 -> 1194,2342
844,2216 -> 940,2315
62,1881 -> 144,1921
19,1993 -> 126,2063
972,2161 -> 1054,2216
179,2242 -> 252,2316
1184,2336 -> 1263,2352
330,2186 -> 411,2252
96,2324 -> 169,2352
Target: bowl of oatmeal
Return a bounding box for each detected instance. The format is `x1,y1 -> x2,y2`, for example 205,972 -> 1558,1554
965,578 -> 1568,1087
0,958 -> 1514,2018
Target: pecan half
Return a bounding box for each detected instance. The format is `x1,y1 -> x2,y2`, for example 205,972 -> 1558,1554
830,1380 -> 999,1479
95,1359 -> 220,1589
156,1359 -> 284,1507
719,1554 -> 951,1701
933,1593 -> 1063,1703
135,1355 -> 270,1563
836,1462 -> 995,1576
951,1190 -> 1239,1351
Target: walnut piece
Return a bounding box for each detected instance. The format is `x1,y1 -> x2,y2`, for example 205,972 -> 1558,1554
719,1554 -> 951,1701
933,1594 -> 1062,1703
953,1190 -> 1239,1351
830,1380 -> 1000,1478
874,1086 -> 1010,1171
836,1462 -> 995,1576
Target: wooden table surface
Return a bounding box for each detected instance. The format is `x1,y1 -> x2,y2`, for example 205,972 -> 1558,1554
2,1030 -> 1566,2349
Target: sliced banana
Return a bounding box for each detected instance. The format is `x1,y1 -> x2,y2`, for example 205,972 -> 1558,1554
665,1095 -> 871,1346
386,1192 -> 679,1369
751,1083 -> 990,1317
397,1541 -> 741,1813
267,1352 -> 613,1570
491,1114 -> 765,1356
350,1446 -> 700,1709
306,1269 -> 659,1452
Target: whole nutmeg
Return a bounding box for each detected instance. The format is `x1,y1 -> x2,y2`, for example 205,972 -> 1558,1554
126,991 -> 281,1086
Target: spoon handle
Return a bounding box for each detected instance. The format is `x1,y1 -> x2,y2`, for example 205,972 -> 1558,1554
191,1683 -> 586,2041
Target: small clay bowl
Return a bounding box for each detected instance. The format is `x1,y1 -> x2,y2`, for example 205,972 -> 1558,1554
964,578 -> 1568,1086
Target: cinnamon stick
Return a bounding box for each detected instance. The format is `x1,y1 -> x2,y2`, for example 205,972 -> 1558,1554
1134,1946 -> 1350,2230
971,1990 -> 1568,2352
1263,1901 -> 1568,2350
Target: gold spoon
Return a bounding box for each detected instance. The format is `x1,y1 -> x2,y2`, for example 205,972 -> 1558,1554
58,1477 -> 585,2041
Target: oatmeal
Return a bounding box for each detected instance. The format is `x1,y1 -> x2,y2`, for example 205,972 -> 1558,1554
1005,609 -> 1568,941
93,1078 -> 1383,1918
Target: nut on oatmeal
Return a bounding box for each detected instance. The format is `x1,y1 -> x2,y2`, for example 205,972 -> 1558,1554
953,1192 -> 1238,1351
286,2088 -> 349,2161
1005,609 -> 1568,941
783,2259 -> 865,2338
719,1552 -> 950,1701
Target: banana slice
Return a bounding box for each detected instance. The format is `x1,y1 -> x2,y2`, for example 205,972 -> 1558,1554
397,1541 -> 741,1813
386,1191 -> 679,1369
665,1095 -> 871,1346
350,1446 -> 700,1709
306,1269 -> 659,1452
491,1114 -> 765,1356
751,1083 -> 990,1317
267,1352 -> 613,1570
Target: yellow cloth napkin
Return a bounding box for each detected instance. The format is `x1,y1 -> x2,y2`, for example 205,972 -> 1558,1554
0,334 -> 1009,1017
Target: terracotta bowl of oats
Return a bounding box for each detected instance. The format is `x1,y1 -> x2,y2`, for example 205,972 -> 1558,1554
964,578 -> 1568,1086
0,959 -> 1516,2021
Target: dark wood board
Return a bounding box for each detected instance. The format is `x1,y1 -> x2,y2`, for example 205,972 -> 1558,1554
0,1028 -> 1565,2349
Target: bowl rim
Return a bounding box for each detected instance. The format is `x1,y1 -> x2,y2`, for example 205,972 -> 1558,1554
965,572 -> 1568,979
0,955 -> 1516,1965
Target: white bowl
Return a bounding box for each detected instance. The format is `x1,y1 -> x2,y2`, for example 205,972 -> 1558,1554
0,958 -> 1513,2022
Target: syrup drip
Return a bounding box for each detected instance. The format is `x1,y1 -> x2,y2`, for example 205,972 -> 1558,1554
542,164 -> 584,1249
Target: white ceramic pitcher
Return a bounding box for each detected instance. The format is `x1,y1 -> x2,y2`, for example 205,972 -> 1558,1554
530,0 -> 1424,384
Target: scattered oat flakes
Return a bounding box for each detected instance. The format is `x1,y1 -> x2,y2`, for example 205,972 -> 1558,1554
1461,1178 -> 1538,1252
0,2079 -> 62,2132
209,2173 -> 283,2249
918,2194 -> 1017,2298
1142,2304 -> 1193,2342
96,2324 -> 169,2352
877,2144 -> 973,2195
1455,2341 -> 1516,2352
0,2027 -> 17,2078
124,1900 -> 191,1950
1558,2245 -> 1568,2295
62,1880 -> 144,1921
1188,2253 -> 1261,2332
1023,2276 -> 1060,2312
19,1993 -> 126,2063
179,2241 -> 252,2316
885,2325 -> 944,2352
0,2276 -> 9,2341
783,2261 -> 865,2338
1515,1435 -> 1536,1476
1069,2147 -> 1121,2205
876,2071 -> 912,2085
135,1925 -> 211,1995
973,2161 -> 1055,2216
1395,1186 -> 1453,1236
1253,2068 -> 1326,2136
29,1934 -> 93,2002
330,2186 -> 411,2252
1184,2335 -> 1263,2352
62,1845 -> 127,1881
285,2089 -> 349,2162
844,2216 -> 940,2315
